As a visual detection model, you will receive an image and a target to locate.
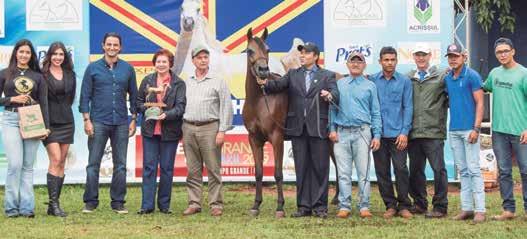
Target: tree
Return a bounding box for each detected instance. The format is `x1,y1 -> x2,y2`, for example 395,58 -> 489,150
471,0 -> 516,33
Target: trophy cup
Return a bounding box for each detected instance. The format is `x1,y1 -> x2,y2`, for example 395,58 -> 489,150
144,83 -> 169,121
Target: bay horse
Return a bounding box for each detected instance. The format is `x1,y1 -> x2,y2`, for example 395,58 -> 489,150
242,27 -> 288,217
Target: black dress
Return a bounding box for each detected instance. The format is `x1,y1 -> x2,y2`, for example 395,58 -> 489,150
43,71 -> 75,146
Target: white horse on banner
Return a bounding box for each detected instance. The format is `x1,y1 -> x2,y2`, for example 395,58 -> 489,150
175,0 -> 298,98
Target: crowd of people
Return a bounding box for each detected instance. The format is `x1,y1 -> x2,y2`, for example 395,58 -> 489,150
0,32 -> 525,224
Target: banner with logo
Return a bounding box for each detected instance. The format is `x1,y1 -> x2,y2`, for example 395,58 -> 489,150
0,0 -> 89,185
0,0 -> 4,38
324,0 -> 457,179
324,0 -> 453,74
0,0 -> 471,185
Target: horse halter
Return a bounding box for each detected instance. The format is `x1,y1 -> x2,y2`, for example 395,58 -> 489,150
251,57 -> 270,79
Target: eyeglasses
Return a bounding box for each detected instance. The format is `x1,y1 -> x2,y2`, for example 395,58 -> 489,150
495,49 -> 512,56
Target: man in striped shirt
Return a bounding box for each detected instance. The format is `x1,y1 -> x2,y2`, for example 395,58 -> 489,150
182,45 -> 234,217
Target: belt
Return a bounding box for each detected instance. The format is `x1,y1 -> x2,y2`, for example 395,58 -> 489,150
337,124 -> 368,131
4,106 -> 18,112
183,119 -> 218,126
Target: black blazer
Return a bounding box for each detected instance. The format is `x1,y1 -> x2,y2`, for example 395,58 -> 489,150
47,71 -> 75,125
265,67 -> 339,138
136,71 -> 186,141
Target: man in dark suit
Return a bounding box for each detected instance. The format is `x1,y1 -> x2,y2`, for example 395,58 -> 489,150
257,42 -> 339,218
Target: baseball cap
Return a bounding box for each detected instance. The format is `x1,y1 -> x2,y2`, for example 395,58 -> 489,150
412,42 -> 431,54
445,43 -> 464,56
297,42 -> 320,55
191,45 -> 210,58
347,51 -> 365,62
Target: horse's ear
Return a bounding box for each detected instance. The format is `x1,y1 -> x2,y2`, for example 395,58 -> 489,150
247,27 -> 253,40
261,28 -> 268,41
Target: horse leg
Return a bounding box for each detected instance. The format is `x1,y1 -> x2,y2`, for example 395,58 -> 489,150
270,132 -> 285,218
248,134 -> 264,216
330,142 -> 340,205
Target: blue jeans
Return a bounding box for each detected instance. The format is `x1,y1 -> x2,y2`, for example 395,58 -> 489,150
83,122 -> 129,209
2,111 -> 39,216
449,130 -> 485,212
334,125 -> 372,211
141,135 -> 178,210
492,131 -> 527,213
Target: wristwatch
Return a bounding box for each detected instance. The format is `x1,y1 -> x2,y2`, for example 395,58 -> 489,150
473,127 -> 481,133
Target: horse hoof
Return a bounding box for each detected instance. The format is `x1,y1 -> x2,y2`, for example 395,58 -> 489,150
275,211 -> 285,218
249,209 -> 260,217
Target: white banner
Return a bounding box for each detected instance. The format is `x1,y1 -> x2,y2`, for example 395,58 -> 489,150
329,0 -> 386,28
407,0 -> 441,34
26,0 -> 83,31
0,0 -> 4,38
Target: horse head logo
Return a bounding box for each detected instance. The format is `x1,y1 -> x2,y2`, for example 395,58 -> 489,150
13,76 -> 35,95
416,0 -> 430,11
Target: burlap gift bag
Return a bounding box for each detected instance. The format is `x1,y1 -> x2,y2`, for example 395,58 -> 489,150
18,102 -> 47,139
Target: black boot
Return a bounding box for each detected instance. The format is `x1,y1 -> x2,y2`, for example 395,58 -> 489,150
57,174 -> 67,216
47,173 -> 67,217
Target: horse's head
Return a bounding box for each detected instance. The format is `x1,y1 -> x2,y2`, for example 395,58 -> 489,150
246,27 -> 271,80
181,0 -> 201,32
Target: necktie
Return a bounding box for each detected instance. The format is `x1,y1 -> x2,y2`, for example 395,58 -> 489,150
418,71 -> 426,82
305,70 -> 312,92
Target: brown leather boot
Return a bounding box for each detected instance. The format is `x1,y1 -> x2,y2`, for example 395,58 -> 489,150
452,211 -> 474,220
360,209 -> 373,218
492,211 -> 515,221
210,208 -> 223,216
182,207 -> 201,216
473,212 -> 486,223
398,209 -> 413,219
383,208 -> 397,219
336,210 -> 351,219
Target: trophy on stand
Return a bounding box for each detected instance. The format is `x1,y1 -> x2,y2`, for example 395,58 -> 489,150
144,83 -> 169,121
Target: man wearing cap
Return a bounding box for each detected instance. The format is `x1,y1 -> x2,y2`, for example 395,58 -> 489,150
407,42 -> 449,218
329,51 -> 382,219
370,47 -> 414,219
484,38 -> 527,221
444,43 -> 486,223
257,42 -> 339,218
182,45 -> 234,217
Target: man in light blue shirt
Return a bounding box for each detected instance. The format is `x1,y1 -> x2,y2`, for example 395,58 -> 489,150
329,52 -> 381,219
370,46 -> 413,219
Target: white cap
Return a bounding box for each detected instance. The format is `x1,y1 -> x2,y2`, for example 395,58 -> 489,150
412,42 -> 431,54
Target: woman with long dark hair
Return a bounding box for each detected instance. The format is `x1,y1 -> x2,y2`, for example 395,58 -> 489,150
41,42 -> 76,217
0,39 -> 49,218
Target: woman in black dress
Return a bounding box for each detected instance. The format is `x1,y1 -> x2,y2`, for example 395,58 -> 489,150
41,42 -> 76,217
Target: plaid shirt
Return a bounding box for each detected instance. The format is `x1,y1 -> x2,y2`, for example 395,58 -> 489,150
183,72 -> 233,131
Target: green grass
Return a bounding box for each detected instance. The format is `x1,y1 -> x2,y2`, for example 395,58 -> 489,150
1,178 -> 527,238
